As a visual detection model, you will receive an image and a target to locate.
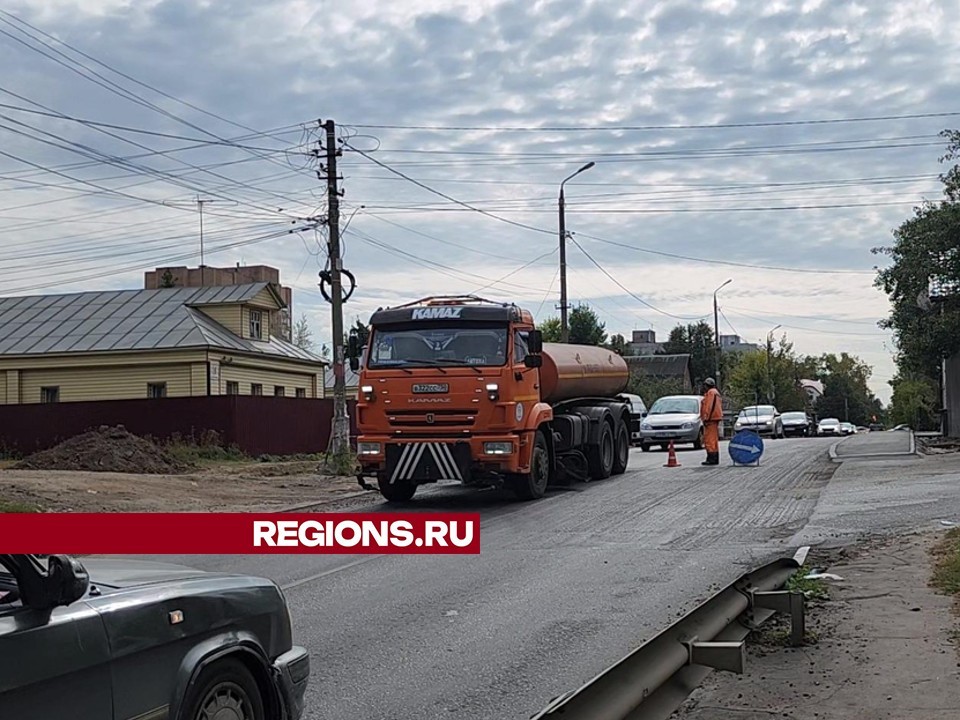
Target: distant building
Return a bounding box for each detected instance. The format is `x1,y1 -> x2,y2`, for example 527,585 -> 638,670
324,365 -> 359,399
719,334 -> 761,353
145,264 -> 293,342
626,329 -> 663,356
799,379 -> 824,406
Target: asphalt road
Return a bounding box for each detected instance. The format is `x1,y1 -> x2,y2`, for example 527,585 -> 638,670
128,437 -> 856,720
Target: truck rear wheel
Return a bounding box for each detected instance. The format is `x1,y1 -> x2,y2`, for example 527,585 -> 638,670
587,420 -> 615,480
612,420 -> 630,475
377,473 -> 417,503
510,431 -> 550,501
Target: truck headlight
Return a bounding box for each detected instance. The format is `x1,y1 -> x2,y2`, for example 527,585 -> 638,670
361,385 -> 375,401
485,383 -> 499,401
358,442 -> 381,455
483,441 -> 512,455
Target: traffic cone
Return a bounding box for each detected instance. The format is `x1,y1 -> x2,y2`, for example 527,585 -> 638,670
663,440 -> 681,467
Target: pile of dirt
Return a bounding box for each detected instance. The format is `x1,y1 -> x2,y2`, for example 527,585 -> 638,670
13,425 -> 193,474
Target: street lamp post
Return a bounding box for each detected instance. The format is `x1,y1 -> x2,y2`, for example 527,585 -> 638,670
713,279 -> 732,388
766,324 -> 782,403
559,161 -> 595,343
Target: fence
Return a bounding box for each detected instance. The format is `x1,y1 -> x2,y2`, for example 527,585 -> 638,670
0,396 -> 358,457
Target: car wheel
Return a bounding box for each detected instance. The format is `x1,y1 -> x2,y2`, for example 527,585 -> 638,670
612,421 -> 630,475
184,658 -> 265,720
511,431 -> 550,500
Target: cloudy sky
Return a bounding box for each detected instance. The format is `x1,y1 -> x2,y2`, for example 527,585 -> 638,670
2,0 -> 959,404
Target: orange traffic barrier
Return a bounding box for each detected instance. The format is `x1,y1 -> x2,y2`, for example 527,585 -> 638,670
664,440 -> 681,468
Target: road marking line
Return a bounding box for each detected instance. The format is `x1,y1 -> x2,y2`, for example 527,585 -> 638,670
281,555 -> 385,591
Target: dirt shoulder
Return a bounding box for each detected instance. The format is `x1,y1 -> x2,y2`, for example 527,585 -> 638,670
674,530 -> 960,719
0,460 -> 375,512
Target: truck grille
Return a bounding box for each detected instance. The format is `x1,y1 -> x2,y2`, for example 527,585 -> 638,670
387,409 -> 478,428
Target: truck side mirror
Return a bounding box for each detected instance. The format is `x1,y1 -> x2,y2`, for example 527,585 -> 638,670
527,329 -> 543,354
524,354 -> 542,369
349,356 -> 360,372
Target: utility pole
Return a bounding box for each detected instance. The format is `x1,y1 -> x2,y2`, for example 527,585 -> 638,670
766,324 -> 781,404
713,279 -> 732,388
558,161 -> 595,343
321,119 -> 350,461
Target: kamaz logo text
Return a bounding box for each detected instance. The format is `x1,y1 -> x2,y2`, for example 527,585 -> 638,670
411,307 -> 463,320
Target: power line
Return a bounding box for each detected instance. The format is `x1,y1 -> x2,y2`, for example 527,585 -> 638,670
568,234 -> 709,322
343,111 -> 960,132
722,308 -> 891,337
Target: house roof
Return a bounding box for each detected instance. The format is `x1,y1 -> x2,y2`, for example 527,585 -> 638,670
0,283 -> 322,363
624,353 -> 692,377
324,365 -> 360,389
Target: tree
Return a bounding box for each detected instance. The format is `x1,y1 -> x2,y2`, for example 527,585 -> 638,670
661,321 -> 716,385
874,130 -> 960,386
351,318 -> 370,346
627,367 -> 685,403
538,317 -> 562,342
726,335 -> 808,411
568,304 -> 606,346
801,352 -> 883,425
159,269 -> 176,288
888,374 -> 938,429
292,314 -> 315,352
607,333 -> 627,355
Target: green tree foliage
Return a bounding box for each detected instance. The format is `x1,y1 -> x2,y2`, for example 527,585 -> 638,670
874,130 -> 960,383
568,304 -> 607,346
661,321 -> 716,384
159,269 -> 176,288
888,374 -> 938,429
607,333 -> 627,355
627,368 -> 685,404
537,317 -> 562,342
292,314 -> 315,351
727,335 -> 808,411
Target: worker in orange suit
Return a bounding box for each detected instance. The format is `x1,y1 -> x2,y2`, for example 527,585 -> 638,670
699,377 -> 723,466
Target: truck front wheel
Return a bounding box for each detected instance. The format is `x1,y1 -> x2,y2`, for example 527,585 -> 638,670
377,473 -> 417,503
510,431 -> 550,501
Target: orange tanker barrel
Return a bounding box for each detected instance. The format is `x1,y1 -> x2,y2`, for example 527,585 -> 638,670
538,343 -> 629,404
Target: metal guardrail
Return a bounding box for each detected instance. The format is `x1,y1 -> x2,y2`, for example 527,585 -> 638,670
530,556 -> 804,720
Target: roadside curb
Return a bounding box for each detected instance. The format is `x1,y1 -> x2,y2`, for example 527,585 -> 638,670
828,430 -> 918,462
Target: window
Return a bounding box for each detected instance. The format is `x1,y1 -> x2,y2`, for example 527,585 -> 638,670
226,381 -> 240,395
40,386 -> 59,404
249,309 -> 262,339
251,383 -> 263,396
513,331 -> 529,364
274,386 -> 285,397
147,383 -> 167,398
295,387 -> 306,398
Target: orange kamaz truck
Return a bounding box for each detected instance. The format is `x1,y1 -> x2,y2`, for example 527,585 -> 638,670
348,296 -> 636,502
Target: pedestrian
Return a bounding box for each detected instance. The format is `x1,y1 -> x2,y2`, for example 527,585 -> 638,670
700,377 -> 723,466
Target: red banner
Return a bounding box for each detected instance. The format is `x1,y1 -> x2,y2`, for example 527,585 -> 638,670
0,513 -> 481,554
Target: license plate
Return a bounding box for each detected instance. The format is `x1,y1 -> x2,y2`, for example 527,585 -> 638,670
412,383 -> 449,394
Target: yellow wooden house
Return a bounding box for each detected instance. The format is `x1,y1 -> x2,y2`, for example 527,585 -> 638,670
0,282 -> 326,405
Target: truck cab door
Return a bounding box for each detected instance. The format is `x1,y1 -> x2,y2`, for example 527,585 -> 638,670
514,330 -> 540,413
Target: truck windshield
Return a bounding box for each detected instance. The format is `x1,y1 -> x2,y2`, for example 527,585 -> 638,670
367,325 -> 509,369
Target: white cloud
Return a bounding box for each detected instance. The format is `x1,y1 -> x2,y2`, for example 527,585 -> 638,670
2,0 -> 957,406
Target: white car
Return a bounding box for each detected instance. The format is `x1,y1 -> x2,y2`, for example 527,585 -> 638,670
817,418 -> 842,436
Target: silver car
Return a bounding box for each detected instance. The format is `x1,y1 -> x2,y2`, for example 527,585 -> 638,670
734,405 -> 784,438
638,395 -> 704,451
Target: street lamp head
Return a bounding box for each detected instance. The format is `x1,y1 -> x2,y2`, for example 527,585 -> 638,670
580,161 -> 596,172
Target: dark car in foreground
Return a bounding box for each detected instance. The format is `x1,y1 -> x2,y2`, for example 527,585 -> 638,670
0,553 -> 309,720
780,411 -> 813,437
